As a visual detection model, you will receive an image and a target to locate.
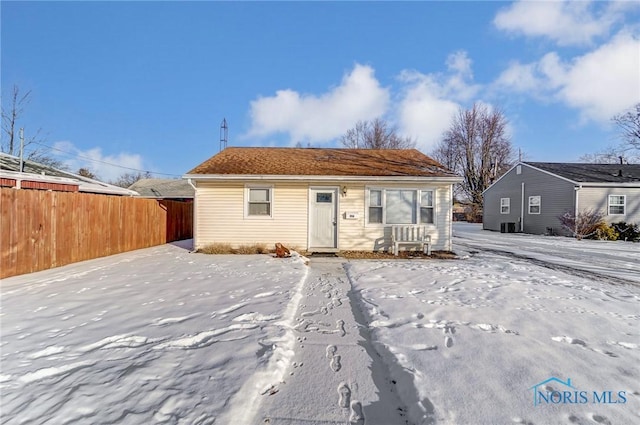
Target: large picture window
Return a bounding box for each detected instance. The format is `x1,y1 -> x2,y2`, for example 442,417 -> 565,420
608,195 -> 625,215
367,188 -> 434,225
247,187 -> 272,217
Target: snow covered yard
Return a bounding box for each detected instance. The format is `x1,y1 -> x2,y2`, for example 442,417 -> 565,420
347,227 -> 640,425
1,226 -> 639,425
0,241 -> 308,424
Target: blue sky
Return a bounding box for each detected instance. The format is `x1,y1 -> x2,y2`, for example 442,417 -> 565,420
2,1 -> 639,181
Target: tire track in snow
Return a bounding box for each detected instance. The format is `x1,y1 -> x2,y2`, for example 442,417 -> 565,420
455,241 -> 638,287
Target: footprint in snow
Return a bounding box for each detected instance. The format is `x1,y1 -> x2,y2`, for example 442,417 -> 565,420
566,414 -> 589,424
338,382 -> 351,408
591,414 -> 612,425
349,400 -> 365,425
330,355 -> 342,372
326,345 -> 337,359
445,336 -> 453,348
336,320 -> 346,336
552,336 -> 586,346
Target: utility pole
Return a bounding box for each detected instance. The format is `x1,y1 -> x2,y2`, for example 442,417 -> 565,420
19,128 -> 25,172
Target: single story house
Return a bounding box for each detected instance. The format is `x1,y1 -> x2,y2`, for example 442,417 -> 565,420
128,178 -> 194,201
0,152 -> 138,196
483,162 -> 640,235
183,147 -> 462,252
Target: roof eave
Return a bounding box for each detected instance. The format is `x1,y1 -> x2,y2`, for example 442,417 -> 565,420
182,174 -> 463,183
577,182 -> 640,188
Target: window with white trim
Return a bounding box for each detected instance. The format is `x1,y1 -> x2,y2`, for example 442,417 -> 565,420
367,188 -> 434,225
368,189 -> 383,223
608,195 -> 625,215
528,195 -> 540,214
500,198 -> 510,214
247,187 -> 272,216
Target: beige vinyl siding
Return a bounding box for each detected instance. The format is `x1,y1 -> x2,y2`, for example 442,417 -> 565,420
338,182 -> 453,251
194,181 -> 308,249
194,179 -> 456,252
578,187 -> 640,224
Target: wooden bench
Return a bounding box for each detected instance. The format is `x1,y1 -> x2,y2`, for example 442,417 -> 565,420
391,225 -> 432,256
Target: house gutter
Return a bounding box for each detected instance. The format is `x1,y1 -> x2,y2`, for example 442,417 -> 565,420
183,174 -> 463,183
575,184 -> 582,236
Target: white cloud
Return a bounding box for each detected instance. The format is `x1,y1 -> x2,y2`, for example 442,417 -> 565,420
246,64 -> 389,144
53,141 -> 146,183
494,0 -> 631,46
559,32 -> 640,121
494,32 -> 640,122
396,51 -> 481,151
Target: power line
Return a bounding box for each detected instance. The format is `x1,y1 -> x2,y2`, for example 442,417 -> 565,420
30,141 -> 182,177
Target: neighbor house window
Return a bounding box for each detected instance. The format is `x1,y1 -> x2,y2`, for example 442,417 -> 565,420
501,198 -> 510,214
528,196 -> 541,214
247,187 -> 272,216
367,188 -> 434,225
608,195 -> 625,215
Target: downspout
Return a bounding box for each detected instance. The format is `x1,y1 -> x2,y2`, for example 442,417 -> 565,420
520,182 -> 525,232
187,178 -> 197,251
447,187 -> 453,251
574,185 -> 582,236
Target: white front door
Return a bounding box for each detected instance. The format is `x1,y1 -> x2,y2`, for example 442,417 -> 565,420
309,188 -> 338,249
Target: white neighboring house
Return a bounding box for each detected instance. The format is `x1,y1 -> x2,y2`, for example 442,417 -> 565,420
183,147 -> 462,252
483,162 -> 640,235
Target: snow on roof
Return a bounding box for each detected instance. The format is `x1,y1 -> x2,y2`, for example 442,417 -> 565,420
128,178 -> 194,199
0,152 -> 138,196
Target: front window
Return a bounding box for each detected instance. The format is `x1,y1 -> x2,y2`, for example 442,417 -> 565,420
528,196 -> 540,214
247,187 -> 272,216
501,198 -> 510,214
368,189 -> 383,223
367,188 -> 434,225
608,195 -> 625,215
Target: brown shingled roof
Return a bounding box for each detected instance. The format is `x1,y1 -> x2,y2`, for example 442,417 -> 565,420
186,147 -> 456,177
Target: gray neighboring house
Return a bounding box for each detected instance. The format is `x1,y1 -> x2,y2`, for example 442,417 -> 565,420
128,178 -> 194,201
483,162 -> 640,235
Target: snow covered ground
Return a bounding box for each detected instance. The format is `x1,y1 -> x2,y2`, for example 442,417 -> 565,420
1,225 -> 639,424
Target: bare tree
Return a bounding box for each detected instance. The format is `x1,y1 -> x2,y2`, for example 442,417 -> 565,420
77,167 -> 99,180
111,171 -> 152,188
340,118 -> 415,149
613,103 -> 640,151
432,103 -> 513,207
1,84 -> 67,169
581,103 -> 640,164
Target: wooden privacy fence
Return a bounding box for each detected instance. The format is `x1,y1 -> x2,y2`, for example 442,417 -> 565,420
1,188 -> 193,278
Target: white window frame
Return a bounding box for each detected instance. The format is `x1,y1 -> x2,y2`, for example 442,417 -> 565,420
528,195 -> 541,215
366,187 -> 436,226
500,198 -> 510,214
608,195 -> 626,215
245,185 -> 273,218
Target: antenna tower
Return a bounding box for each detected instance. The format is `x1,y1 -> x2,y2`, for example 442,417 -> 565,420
220,118 -> 228,151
